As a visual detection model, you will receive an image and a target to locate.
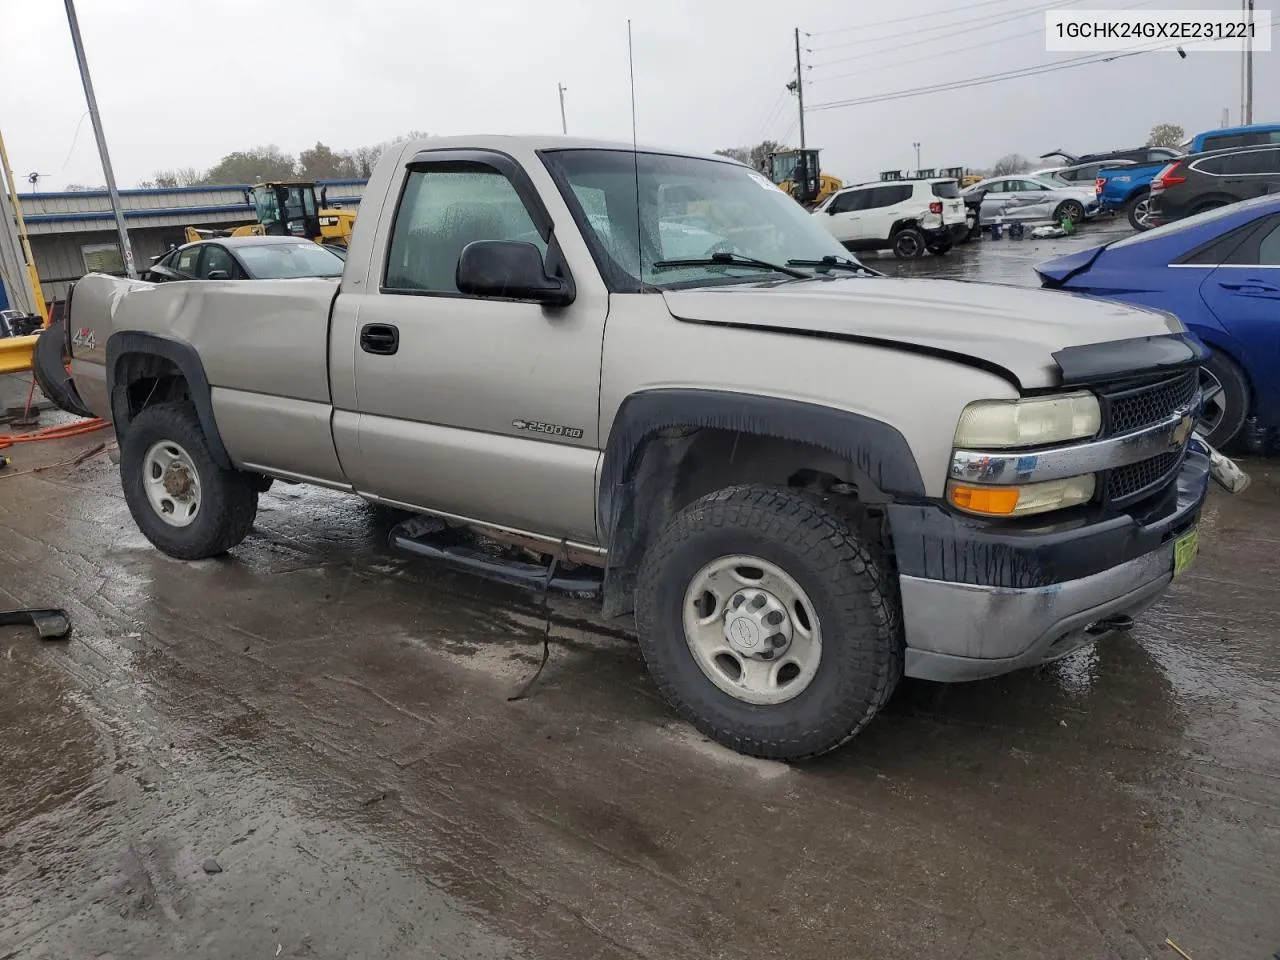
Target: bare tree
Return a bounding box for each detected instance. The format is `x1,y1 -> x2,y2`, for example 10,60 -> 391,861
149,166 -> 206,188
345,130 -> 429,178
991,153 -> 1032,176
1147,123 -> 1185,148
715,140 -> 790,174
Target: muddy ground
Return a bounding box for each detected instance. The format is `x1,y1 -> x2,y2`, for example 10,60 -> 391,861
3,219 -> 1278,959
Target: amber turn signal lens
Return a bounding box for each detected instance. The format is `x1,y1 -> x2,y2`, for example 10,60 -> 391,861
948,483 -> 1020,515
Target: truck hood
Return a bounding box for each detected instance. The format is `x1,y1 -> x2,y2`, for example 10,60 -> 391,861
662,276 -> 1182,389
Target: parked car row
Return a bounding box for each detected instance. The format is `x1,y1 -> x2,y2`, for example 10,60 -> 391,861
811,177 -> 967,258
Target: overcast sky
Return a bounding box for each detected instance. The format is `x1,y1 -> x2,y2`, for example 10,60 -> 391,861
0,0 -> 1274,190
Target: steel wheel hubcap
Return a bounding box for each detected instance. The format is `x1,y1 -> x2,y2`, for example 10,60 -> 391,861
143,440 -> 202,528
1198,368 -> 1227,437
682,556 -> 822,705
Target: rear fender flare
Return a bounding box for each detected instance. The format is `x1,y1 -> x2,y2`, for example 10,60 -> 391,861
105,331 -> 231,469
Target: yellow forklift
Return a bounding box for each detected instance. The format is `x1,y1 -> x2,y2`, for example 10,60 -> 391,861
184,181 -> 356,247
767,149 -> 843,208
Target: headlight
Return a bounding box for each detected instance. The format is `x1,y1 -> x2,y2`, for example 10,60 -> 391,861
954,392 -> 1100,448
948,475 -> 1095,517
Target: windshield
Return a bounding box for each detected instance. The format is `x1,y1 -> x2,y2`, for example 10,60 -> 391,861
541,150 -> 861,291
236,242 -> 344,279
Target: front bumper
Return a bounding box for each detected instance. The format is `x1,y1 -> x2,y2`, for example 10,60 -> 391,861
891,452 -> 1209,682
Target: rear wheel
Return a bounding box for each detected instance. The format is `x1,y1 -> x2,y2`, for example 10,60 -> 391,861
891,227 -> 926,259
120,401 -> 258,559
1054,199 -> 1085,225
1197,349 -> 1250,449
634,485 -> 902,761
1126,190 -> 1153,231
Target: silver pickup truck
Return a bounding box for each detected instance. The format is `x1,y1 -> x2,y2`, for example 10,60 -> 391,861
66,134 -> 1212,760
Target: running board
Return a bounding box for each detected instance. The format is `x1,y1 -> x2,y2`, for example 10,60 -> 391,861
388,518 -> 603,596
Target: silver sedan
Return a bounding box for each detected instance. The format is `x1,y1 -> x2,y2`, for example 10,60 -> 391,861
962,175 -> 1099,226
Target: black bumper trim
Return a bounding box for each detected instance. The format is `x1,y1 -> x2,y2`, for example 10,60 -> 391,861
888,452 -> 1209,589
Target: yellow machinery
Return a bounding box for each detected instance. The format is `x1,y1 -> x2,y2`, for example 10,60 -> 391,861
0,129 -> 47,376
184,181 -> 356,248
767,149 -> 843,208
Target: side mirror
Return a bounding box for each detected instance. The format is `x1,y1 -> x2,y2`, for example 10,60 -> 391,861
206,270 -> 231,280
456,240 -> 574,306
826,205 -> 838,215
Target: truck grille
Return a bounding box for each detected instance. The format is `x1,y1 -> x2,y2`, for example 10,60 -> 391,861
1103,371 -> 1198,435
1095,370 -> 1200,507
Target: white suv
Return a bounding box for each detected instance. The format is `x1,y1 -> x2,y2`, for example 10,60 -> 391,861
813,178 -> 967,259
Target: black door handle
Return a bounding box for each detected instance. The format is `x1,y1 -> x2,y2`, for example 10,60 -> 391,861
360,323 -> 399,355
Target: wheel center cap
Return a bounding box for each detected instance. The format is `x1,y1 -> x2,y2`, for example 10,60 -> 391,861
726,615 -> 761,650
164,464 -> 193,499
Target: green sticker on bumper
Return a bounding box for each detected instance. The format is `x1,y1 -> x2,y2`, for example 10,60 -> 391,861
1174,528 -> 1199,578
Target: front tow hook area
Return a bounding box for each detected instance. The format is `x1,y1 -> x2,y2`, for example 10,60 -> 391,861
1190,435 -> 1250,494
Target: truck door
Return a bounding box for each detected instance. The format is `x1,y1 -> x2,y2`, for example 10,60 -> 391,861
334,150 -> 607,543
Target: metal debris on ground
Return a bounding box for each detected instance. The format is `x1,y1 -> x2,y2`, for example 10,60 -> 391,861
0,607 -> 71,640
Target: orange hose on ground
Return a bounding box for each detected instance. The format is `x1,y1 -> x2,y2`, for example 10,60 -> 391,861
0,418 -> 109,450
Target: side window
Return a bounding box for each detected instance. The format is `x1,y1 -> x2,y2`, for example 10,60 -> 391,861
1016,179 -> 1049,192
1257,222 -> 1280,265
198,245 -> 238,279
1222,150 -> 1271,175
385,163 -> 547,294
1180,218 -> 1276,265
830,190 -> 866,213
870,184 -> 910,207
1196,156 -> 1228,175
175,246 -> 201,276
984,180 -> 1007,193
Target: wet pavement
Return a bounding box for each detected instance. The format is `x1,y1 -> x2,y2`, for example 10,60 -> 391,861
3,222 -> 1280,960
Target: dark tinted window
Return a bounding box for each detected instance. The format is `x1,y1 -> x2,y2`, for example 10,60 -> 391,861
866,185 -> 911,208
1220,150 -> 1279,175
1178,218 -> 1273,265
198,244 -> 237,279
931,180 -> 960,198
1201,134 -> 1253,150
1197,155 -> 1230,175
829,189 -> 870,213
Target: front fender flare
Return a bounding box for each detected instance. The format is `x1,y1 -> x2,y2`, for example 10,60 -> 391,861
597,388 -> 925,547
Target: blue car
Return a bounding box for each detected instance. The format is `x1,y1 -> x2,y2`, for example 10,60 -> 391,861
1036,195 -> 1280,448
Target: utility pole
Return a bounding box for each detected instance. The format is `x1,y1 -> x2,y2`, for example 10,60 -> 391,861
1240,0 -> 1247,123
793,28 -> 806,150
913,142 -> 921,171
557,83 -> 568,135
63,0 -> 136,279
1245,0 -> 1254,124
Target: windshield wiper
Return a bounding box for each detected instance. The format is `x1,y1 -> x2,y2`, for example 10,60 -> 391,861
786,256 -> 880,277
651,251 -> 811,280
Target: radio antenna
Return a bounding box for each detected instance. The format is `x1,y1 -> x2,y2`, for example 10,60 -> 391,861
628,19 -> 644,292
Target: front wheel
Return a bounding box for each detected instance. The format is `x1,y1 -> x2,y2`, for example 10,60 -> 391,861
120,401 -> 258,559
1126,191 -> 1153,231
891,227 -> 926,259
1198,349 -> 1250,449
634,485 -> 902,761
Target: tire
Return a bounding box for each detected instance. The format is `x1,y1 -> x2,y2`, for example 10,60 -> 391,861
119,401 -> 258,559
1054,199 -> 1085,225
634,485 -> 903,761
1198,348 -> 1250,449
32,320 -> 95,419
926,241 -> 952,255
1126,190 -> 1153,231
891,227 -> 926,260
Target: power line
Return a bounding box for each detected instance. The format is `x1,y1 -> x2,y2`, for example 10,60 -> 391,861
807,0 -> 1083,60
807,43 -> 1193,113
808,0 -> 1035,36
808,0 -> 1161,83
